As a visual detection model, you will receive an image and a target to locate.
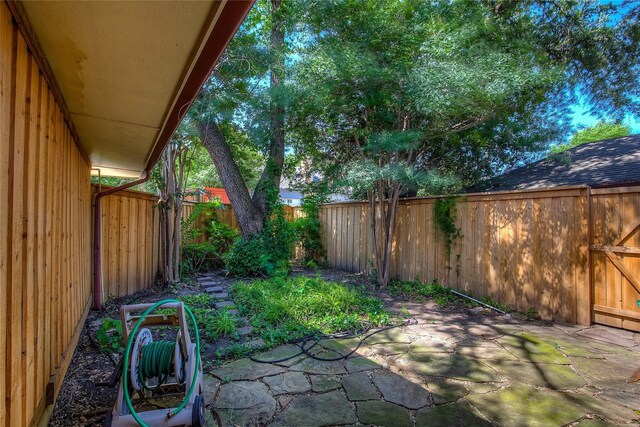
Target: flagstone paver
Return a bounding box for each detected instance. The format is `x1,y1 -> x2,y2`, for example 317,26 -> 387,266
215,381 -> 277,427
270,390 -> 357,426
342,372 -> 380,401
288,357 -> 348,375
356,401 -> 413,427
205,271 -> 640,426
415,401 -> 493,426
371,370 -> 430,409
213,358 -> 286,381
309,374 -> 342,392
427,378 -> 470,404
466,383 -> 586,427
492,360 -> 587,389
344,356 -> 381,373
263,371 -> 311,395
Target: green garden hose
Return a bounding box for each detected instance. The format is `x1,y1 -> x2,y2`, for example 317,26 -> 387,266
122,299 -> 201,427
138,340 -> 175,391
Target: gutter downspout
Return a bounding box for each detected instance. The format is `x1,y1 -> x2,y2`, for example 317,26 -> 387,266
92,170 -> 150,309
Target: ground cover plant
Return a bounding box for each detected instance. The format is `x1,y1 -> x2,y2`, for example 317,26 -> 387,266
232,275 -> 393,347
156,293 -> 239,341
388,279 -> 457,306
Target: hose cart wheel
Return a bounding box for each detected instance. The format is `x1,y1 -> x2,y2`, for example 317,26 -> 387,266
192,394 -> 205,427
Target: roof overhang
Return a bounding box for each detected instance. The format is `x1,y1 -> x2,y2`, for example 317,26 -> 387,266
14,0 -> 253,178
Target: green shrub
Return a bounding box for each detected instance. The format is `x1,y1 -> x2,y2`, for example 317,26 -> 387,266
292,190 -> 327,262
181,221 -> 239,276
225,236 -> 271,276
181,243 -> 221,275
225,206 -> 296,277
206,220 -> 238,253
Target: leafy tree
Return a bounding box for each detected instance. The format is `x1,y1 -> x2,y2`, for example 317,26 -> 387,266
191,0 -> 295,237
184,123 -> 263,190
551,122 -> 632,154
289,0 -> 640,286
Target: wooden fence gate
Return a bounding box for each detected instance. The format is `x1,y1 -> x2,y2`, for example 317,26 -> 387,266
591,186 -> 640,332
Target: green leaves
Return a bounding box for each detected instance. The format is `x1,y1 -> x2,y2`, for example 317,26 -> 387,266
95,319 -> 124,353
365,131 -> 423,154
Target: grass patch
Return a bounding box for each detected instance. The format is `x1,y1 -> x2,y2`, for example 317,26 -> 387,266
232,276 -> 393,347
389,279 -> 457,306
156,293 -> 238,341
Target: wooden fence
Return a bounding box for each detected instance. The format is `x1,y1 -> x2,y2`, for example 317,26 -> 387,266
320,187 -> 592,325
1,3 -> 93,425
98,189 -> 302,298
590,185 -> 640,331
97,186 -> 161,299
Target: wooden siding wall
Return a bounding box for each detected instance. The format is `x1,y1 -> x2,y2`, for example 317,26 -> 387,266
1,4 -> 92,425
320,187 -> 591,325
97,186 -> 161,299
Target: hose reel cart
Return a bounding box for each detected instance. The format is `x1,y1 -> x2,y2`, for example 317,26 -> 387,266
105,300 -> 205,427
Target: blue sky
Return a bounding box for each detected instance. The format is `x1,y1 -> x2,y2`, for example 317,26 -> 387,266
568,0 -> 640,135
570,102 -> 640,135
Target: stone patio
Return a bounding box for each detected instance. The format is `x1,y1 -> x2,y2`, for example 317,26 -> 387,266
202,297 -> 640,427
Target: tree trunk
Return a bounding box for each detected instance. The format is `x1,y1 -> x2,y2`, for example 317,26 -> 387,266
252,0 -> 286,217
197,120 -> 264,237
159,147 -> 177,285
370,182 -> 401,287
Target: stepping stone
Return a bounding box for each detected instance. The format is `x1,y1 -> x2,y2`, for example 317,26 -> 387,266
466,384 -> 584,427
342,372 -> 380,401
202,375 -> 221,405
493,361 -> 586,390
356,401 -> 413,427
497,333 -> 569,364
277,395 -> 294,410
212,292 -> 229,299
289,357 -> 347,375
427,378 -> 469,404
214,381 -> 276,427
227,309 -> 238,315
215,301 -> 234,309
263,372 -> 311,395
270,390 -> 356,426
252,345 -> 307,367
212,358 -> 286,381
371,370 -> 429,409
310,375 -> 342,393
345,356 -> 380,373
577,328 -> 637,348
204,286 -> 224,293
416,401 -> 492,426
237,326 -> 253,336
245,338 -> 265,348
394,353 -> 499,382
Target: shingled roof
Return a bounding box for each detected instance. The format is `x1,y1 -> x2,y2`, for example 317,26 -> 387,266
472,134 -> 640,192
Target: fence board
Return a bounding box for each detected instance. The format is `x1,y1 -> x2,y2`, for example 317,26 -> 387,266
591,188 -> 640,331
320,189 -> 591,324
0,5 -> 93,424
